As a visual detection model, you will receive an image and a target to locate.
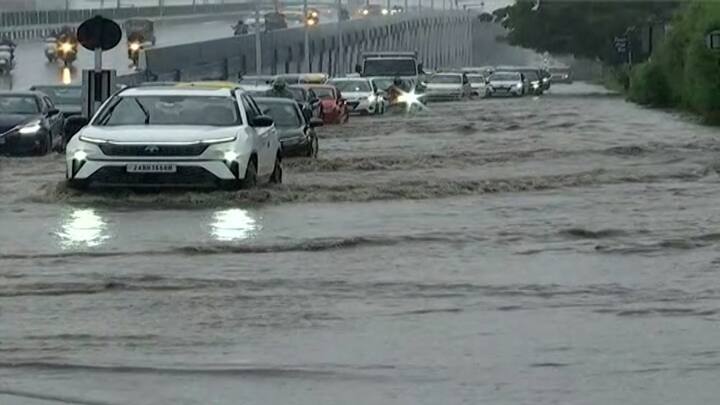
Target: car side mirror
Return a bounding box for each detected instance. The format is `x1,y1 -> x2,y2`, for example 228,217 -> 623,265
309,118 -> 324,128
64,115 -> 88,137
48,108 -> 60,116
354,64 -> 362,74
251,115 -> 274,127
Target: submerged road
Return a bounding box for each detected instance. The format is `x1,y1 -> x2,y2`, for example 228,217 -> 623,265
2,83 -> 720,404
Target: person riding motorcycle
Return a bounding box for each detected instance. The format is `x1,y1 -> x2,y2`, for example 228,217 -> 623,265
0,36 -> 16,61
233,19 -> 249,35
265,78 -> 295,100
385,77 -> 406,104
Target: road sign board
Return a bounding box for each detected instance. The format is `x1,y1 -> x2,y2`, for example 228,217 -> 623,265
77,15 -> 122,52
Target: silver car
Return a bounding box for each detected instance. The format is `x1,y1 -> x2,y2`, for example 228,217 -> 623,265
466,74 -> 490,98
424,73 -> 472,101
487,71 -> 524,97
330,77 -> 385,115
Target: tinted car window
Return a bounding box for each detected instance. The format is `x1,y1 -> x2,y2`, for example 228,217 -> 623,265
256,101 -> 302,128
0,96 -> 41,114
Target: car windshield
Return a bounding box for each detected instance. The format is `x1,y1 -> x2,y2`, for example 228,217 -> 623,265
363,59 -> 417,77
96,95 -> 239,126
0,96 -> 40,114
521,71 -> 540,80
332,80 -> 371,92
311,87 -> 336,100
467,75 -> 486,83
256,101 -> 302,128
34,86 -> 81,105
287,87 -> 306,101
491,72 -> 520,81
429,75 -> 461,84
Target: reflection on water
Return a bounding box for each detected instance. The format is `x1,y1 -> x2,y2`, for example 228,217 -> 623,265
56,208 -> 110,248
211,209 -> 260,242
61,67 -> 72,85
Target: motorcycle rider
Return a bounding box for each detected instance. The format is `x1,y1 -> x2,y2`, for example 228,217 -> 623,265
265,78 -> 295,100
232,19 -> 249,35
0,35 -> 17,62
385,77 -> 405,104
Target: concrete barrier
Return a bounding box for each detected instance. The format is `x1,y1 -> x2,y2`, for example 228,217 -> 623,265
138,12 -> 475,82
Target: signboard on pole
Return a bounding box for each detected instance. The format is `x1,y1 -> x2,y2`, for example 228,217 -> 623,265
77,15 -> 121,118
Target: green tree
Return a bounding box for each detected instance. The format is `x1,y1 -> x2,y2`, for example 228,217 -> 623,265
499,0 -> 681,63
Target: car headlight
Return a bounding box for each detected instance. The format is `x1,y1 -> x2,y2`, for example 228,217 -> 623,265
381,8 -> 389,15
18,122 -> 42,135
515,83 -> 523,88
129,42 -> 141,51
223,151 -> 239,162
367,94 -> 376,103
79,135 -> 108,144
59,42 -> 74,53
73,150 -> 88,161
362,9 -> 369,15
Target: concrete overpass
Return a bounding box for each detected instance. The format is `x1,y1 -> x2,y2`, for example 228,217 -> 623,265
123,11 -> 487,84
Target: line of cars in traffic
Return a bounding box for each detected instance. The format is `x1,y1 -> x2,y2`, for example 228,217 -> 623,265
0,62 -> 572,190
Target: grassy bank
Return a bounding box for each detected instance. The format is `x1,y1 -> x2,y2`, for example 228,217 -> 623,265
627,1 -> 720,124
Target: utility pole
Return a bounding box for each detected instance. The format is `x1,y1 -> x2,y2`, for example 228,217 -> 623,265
304,0 -> 310,72
255,0 -> 262,74
337,0 -> 343,75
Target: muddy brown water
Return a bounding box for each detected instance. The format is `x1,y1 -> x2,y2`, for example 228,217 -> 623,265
2,83 -> 720,404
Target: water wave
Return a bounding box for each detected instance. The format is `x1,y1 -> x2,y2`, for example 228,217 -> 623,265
0,232 -> 479,263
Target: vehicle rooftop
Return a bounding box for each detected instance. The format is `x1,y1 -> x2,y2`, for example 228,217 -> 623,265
120,87 -> 237,97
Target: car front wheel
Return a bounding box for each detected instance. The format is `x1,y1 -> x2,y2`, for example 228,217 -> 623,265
269,155 -> 283,184
238,159 -> 257,189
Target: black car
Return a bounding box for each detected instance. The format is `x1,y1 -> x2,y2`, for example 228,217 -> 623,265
288,85 -> 322,122
0,91 -> 65,155
29,84 -> 81,118
254,97 -> 322,158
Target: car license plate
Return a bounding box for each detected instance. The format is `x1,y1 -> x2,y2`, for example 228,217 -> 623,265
126,163 -> 177,173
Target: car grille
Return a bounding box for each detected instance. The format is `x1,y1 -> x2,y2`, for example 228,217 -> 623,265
99,143 -> 209,157
88,166 -> 220,187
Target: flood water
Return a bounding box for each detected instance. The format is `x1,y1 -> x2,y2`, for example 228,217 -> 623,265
2,83 -> 720,404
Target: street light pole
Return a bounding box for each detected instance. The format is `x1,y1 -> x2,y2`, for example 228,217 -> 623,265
255,0 -> 262,74
337,0 -> 343,75
304,0 -> 310,72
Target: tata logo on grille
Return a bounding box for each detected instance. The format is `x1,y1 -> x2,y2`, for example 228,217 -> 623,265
144,145 -> 160,154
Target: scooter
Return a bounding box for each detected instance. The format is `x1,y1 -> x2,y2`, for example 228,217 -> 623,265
128,40 -> 143,67
0,46 -> 15,75
44,38 -> 57,62
56,39 -> 78,67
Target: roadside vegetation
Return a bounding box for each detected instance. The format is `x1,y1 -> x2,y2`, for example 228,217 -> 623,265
628,1 -> 720,124
499,0 -> 720,124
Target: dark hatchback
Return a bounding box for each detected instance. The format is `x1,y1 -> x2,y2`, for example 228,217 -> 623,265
288,85 -> 322,121
29,85 -> 82,118
0,91 -> 65,155
254,97 -> 322,158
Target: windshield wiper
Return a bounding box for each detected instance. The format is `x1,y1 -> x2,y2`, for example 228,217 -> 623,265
134,98 -> 150,125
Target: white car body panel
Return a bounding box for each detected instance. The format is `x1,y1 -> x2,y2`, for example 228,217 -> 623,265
66,87 -> 281,188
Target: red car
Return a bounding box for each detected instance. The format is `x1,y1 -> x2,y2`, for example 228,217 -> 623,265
302,84 -> 349,124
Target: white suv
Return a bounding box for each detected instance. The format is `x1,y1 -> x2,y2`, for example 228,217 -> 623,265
65,85 -> 282,189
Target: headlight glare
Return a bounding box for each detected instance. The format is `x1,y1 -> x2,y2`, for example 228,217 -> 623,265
73,150 -> 88,161
18,123 -> 41,134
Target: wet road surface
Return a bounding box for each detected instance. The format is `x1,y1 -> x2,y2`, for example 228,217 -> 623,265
2,83 -> 720,404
